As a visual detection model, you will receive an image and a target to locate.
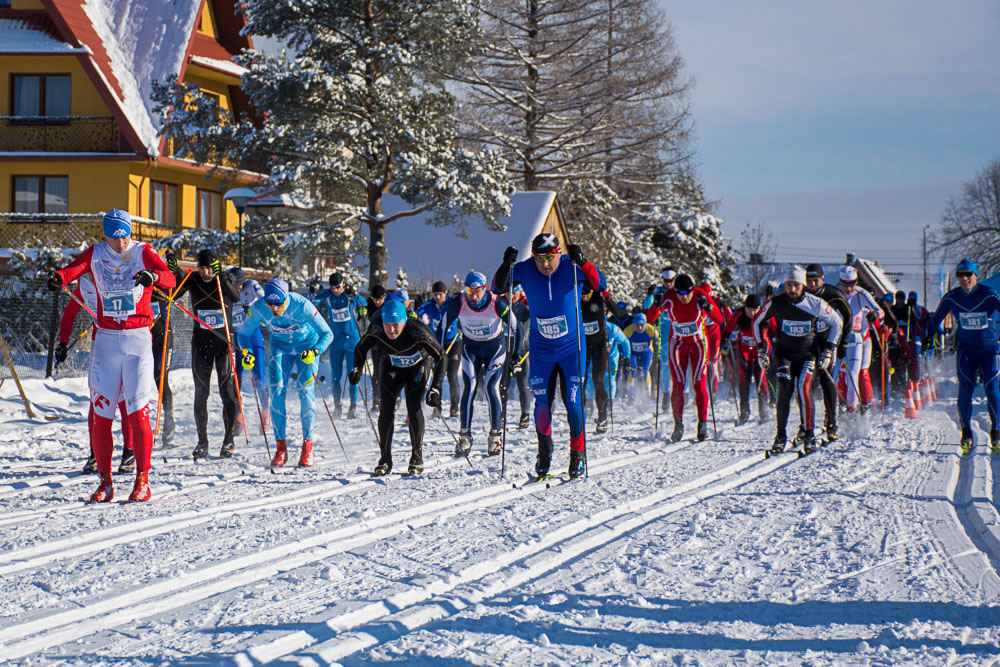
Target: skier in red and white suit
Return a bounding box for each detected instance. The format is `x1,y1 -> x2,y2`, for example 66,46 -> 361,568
834,266 -> 884,413
647,273 -> 724,442
700,282 -> 724,395
48,209 -> 175,503
721,293 -> 773,425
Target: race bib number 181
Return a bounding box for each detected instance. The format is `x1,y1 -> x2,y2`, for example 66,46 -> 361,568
959,312 -> 987,330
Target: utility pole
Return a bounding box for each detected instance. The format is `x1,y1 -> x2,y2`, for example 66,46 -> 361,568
922,225 -> 929,310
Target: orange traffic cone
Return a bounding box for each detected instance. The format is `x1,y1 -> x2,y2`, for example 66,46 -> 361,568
910,380 -> 923,411
904,386 -> 920,419
930,376 -> 938,402
920,378 -> 932,407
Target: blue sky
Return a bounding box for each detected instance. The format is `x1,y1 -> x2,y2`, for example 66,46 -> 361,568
661,0 -> 1000,295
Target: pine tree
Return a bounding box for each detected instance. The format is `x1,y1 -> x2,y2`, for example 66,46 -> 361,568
395,266 -> 409,292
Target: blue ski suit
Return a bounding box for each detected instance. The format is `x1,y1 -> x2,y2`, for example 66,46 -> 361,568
314,288 -> 366,405
586,320 -> 630,400
931,283 -> 1000,430
495,254 -> 605,456
237,292 -> 333,442
233,280 -> 267,398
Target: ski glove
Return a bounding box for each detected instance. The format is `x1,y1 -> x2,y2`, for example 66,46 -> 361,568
866,311 -> 878,323
55,342 -> 68,364
720,342 -> 730,356
46,271 -> 63,292
134,269 -> 157,288
425,386 -> 442,409
210,259 -> 223,276
165,251 -> 179,274
502,246 -> 519,266
837,345 -> 847,360
568,244 -> 586,267
357,306 -> 368,319
241,350 -> 255,370
300,349 -> 319,365
757,344 -> 770,371
696,294 -> 710,310
818,347 -> 834,371
348,367 -> 362,385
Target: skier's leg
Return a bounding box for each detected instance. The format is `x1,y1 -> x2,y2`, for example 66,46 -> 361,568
459,345 -> 477,430
377,373 -> 400,467
774,356 -> 794,439
691,338 -> 709,421
269,348 -> 293,442
794,357 -> 816,433
296,354 -> 319,441
403,370 -> 425,450
88,330 -> 125,474
980,351 -> 1000,429
119,329 -> 155,474
859,337 -> 874,406
483,339 -> 505,431
591,343 -> 609,422
669,338 -> 686,422
215,345 -> 238,442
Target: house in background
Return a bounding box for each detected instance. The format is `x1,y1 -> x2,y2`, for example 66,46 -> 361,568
0,0 -> 261,247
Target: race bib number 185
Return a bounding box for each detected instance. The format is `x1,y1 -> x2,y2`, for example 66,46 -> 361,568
537,315 -> 569,339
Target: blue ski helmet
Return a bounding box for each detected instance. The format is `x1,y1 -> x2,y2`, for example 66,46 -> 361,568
382,300 -> 407,324
908,291 -> 918,301
956,258 -> 978,275
616,300 -> 627,312
464,270 -> 487,288
633,313 -> 646,328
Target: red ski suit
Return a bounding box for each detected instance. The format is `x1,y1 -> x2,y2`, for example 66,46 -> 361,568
722,309 -> 773,401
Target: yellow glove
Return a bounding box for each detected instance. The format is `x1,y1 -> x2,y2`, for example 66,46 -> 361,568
241,349 -> 255,370
300,348 -> 318,365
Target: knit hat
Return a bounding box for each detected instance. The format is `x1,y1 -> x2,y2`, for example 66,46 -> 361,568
785,265 -> 807,285
196,248 -> 216,267
956,258 -> 978,275
370,284 -> 386,299
432,281 -> 447,293
839,266 -> 858,283
102,208 -> 132,239
464,271 -> 487,288
264,278 -> 289,305
531,233 -> 560,257
633,313 -> 647,328
382,300 -> 407,324
661,267 -> 677,281
329,272 -> 344,287
805,263 -> 824,279
744,294 -> 761,309
674,274 -> 695,292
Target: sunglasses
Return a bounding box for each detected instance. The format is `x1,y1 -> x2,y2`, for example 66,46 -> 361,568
676,289 -> 691,296
956,271 -> 974,278
533,254 -> 559,263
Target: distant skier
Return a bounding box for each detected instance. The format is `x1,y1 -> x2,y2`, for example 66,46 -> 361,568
313,271 -> 366,418
835,266 -> 883,414
721,294 -> 772,425
417,280 -> 463,417
803,264 -> 851,440
622,313 -> 659,402
580,282 -> 612,432
229,269 -> 268,432
350,300 -> 446,475
930,259 -> 1000,454
753,266 -> 843,455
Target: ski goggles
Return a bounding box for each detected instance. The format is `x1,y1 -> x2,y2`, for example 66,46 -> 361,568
956,271 -> 974,278
676,289 -> 692,296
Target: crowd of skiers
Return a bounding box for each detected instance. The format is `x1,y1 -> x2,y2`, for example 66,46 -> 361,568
47,209 -> 1000,502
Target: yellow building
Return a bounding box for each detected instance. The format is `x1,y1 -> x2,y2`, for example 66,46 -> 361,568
0,0 -> 260,245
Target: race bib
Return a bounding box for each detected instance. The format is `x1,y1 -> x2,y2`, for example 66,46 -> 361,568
583,321 -> 600,336
741,335 -> 755,346
852,313 -> 864,332
781,320 -> 811,337
101,290 -> 136,318
672,322 -> 699,337
464,323 -> 494,339
330,307 -> 351,323
537,315 -> 568,340
232,306 -> 246,328
959,312 -> 988,330
271,323 -> 301,335
198,308 -> 227,330
389,351 -> 423,367
632,341 -> 649,352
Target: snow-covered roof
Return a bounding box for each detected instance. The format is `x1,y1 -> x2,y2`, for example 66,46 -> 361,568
377,191 -> 559,286
189,54 -> 247,78
0,16 -> 87,53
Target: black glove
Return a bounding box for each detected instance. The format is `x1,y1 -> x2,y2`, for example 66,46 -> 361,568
503,246 -> 518,266
134,269 -> 157,287
46,271 -> 63,292
696,294 -> 709,310
837,345 -> 846,360
165,251 -> 179,274
348,367 -> 362,385
866,311 -> 878,323
55,342 -> 68,364
568,244 -> 586,267
210,259 -> 223,276
425,386 -> 442,408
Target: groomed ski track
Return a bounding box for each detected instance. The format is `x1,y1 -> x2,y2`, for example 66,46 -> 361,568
1,372 -> 999,664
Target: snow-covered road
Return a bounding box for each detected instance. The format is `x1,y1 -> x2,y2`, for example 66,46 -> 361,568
1,369 -> 999,665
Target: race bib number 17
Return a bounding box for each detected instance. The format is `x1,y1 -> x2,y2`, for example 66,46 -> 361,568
102,291 -> 136,318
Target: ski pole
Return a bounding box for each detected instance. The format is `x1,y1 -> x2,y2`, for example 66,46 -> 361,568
434,405 -> 473,468
571,261 -> 588,480
59,283 -> 98,321
54,326 -> 92,370
216,275 -> 251,453
152,286 -> 233,346
653,353 -> 660,436
316,378 -> 351,463
246,365 -> 275,473
154,270 -> 190,447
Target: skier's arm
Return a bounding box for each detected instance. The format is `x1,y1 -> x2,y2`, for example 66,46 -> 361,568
930,294 -> 954,332
57,288 -> 83,343
415,323 -> 446,389
303,299 -> 334,355
54,246 -> 94,287
752,299 -> 776,345
576,259 -> 606,293
236,303 -> 264,350
141,245 -> 175,291
219,273 -> 240,303
814,299 -> 843,349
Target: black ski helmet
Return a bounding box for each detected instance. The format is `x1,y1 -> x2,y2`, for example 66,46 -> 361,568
673,274 -> 695,292
744,294 -> 761,309
329,271 -> 344,287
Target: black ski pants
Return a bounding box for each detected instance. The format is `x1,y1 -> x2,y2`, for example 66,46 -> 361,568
192,333 -> 238,446
585,338 -> 609,422
774,348 -> 817,439
376,364 -> 426,469
152,326 -> 174,443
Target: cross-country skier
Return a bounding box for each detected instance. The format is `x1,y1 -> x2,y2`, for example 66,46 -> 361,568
622,313 -> 659,402
417,280 -> 462,417
508,283 -> 531,428
835,266 -> 883,414
494,234 -> 606,479
236,278 -> 333,467
580,282 -> 612,432
604,320 -> 631,401
166,249 -> 241,459
721,294 -> 772,425
647,274 -> 724,442
47,208 -> 175,502
229,269 -> 268,432
930,259 -> 1000,454
754,266 -> 843,455
803,264 -> 852,441
56,273 -> 135,473
313,271 -> 366,419
349,300 -> 445,475
700,282 -> 724,395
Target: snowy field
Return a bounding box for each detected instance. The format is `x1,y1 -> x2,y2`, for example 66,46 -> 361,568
1,366 -> 999,666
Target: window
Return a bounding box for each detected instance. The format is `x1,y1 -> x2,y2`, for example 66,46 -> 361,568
149,181 -> 178,225
196,189 -> 221,229
11,75 -> 71,117
13,176 -> 69,213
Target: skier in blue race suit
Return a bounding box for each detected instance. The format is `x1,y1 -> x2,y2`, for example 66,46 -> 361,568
586,320 -> 630,404
930,258 -> 1000,454
237,278 -> 333,468
313,271 -> 366,418
417,280 -> 463,415
495,233 -> 606,479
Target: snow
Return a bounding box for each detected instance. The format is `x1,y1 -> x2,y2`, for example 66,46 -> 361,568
0,18 -> 88,54
81,0 -> 203,157
189,55 -> 248,79
1,362 -> 1000,664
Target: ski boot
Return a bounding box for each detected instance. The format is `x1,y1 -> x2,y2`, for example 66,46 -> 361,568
90,472 -> 114,503
792,425 -> 807,446
595,417 -> 608,434
486,429 -> 503,456
518,413 -> 530,429
82,453 -> 98,474
219,441 -> 235,459
859,402 -> 871,416
347,403 -> 357,419
408,447 -> 424,475
373,459 -> 391,476
128,471 -> 151,502
455,428 -> 473,457
736,408 -> 750,426
991,429 -> 1000,456
534,435 -> 553,480
272,439 -> 288,467
334,403 -> 342,419
568,449 -> 586,480
769,434 -> 787,456
960,428 -> 974,455
298,439 -> 314,467
449,402 -> 459,418
824,421 -> 838,445
671,421 -> 684,443
192,442 -> 210,460
800,430 -> 817,456
696,420 -> 708,442
118,448 -> 136,474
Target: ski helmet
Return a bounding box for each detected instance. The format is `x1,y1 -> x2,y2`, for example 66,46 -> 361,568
633,313 -> 646,328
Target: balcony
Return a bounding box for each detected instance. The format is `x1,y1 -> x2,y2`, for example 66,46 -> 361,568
0,116 -> 121,153
0,213 -> 183,248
